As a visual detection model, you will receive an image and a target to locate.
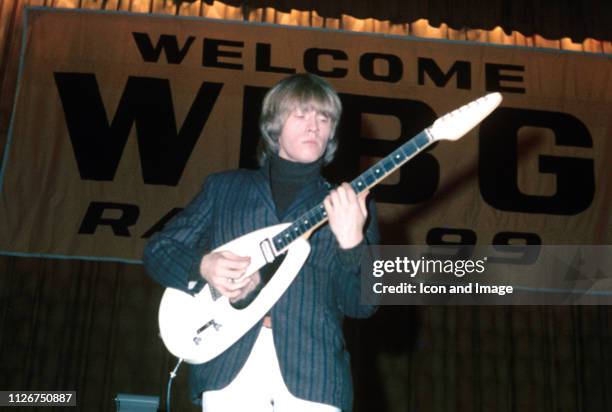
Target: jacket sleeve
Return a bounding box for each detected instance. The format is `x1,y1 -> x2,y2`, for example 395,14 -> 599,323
143,176 -> 216,294
332,199 -> 380,318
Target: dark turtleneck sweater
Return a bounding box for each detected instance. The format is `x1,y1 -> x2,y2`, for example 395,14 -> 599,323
269,154 -> 322,218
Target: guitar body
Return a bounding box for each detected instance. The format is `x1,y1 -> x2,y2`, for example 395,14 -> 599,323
158,223 -> 310,364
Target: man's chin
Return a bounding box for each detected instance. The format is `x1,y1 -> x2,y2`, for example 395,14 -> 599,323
297,149 -> 324,162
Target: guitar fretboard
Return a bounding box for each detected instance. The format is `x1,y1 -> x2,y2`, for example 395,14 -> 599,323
271,130 -> 433,254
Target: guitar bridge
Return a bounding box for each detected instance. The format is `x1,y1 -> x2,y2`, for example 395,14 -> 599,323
194,319 -> 222,345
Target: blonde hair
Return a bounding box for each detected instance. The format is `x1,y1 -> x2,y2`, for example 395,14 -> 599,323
257,73 -> 342,165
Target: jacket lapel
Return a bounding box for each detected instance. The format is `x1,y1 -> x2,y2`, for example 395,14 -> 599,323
250,164 -> 278,220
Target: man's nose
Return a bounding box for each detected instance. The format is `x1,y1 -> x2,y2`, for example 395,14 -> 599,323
306,114 -> 319,132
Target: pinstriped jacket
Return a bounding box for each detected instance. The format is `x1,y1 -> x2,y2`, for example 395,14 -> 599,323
143,162 -> 379,411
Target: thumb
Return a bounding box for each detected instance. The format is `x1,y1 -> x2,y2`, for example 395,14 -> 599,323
358,190 -> 369,217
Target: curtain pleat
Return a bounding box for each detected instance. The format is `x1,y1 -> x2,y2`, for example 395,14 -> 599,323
211,0 -> 611,42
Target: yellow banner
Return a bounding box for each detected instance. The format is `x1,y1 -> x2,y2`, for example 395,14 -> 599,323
0,8 -> 610,261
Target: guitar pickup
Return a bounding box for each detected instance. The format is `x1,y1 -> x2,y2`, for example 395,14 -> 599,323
259,239 -> 276,263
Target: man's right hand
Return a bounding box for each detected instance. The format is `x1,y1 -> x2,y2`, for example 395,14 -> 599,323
200,251 -> 256,300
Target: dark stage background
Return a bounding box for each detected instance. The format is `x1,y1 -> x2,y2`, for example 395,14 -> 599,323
3,258 -> 612,411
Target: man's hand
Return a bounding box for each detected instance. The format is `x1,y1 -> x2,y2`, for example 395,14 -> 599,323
229,272 -> 261,303
324,182 -> 369,249
200,251 -> 260,300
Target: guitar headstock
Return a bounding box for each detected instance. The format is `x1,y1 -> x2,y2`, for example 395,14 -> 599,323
427,92 -> 503,142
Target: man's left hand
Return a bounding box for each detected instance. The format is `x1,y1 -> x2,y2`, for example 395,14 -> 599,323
324,183 -> 368,249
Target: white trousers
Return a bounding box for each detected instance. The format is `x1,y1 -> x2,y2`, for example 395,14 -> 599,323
202,327 -> 341,412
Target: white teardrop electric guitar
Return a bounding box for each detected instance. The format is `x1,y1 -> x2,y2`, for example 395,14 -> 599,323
158,92 -> 503,364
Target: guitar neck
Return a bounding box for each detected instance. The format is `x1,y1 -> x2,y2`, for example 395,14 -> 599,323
272,129 -> 434,254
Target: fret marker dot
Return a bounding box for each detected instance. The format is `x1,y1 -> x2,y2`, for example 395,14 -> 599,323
375,169 -> 380,173
357,182 -> 362,186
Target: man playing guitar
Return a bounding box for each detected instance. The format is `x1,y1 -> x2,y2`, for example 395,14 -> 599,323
144,73 -> 379,412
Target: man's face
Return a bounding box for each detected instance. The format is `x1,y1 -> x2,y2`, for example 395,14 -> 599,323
278,106 -> 332,163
